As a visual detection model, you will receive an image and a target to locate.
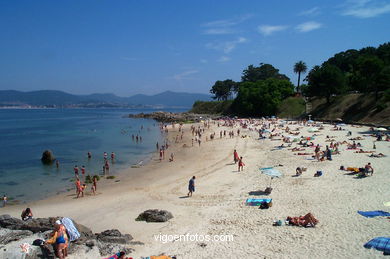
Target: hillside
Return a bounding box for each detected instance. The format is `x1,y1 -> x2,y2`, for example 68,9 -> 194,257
0,90 -> 211,108
307,93 -> 390,126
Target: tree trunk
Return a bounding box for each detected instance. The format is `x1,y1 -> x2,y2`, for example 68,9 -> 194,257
297,72 -> 301,93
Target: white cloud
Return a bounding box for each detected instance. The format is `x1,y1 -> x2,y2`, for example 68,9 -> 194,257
257,25 -> 288,36
299,7 -> 320,16
172,70 -> 199,81
342,0 -> 390,18
295,21 -> 322,32
203,28 -> 236,35
217,56 -> 231,63
206,37 -> 247,54
201,14 -> 252,35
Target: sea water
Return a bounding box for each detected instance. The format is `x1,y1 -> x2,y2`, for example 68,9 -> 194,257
0,108 -> 186,203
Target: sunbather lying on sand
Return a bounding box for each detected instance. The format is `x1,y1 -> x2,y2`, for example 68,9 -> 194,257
369,153 -> 386,158
286,213 -> 318,227
291,147 -> 305,151
355,149 -> 374,153
295,153 -> 312,155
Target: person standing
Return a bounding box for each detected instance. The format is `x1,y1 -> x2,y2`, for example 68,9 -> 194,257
81,166 -> 86,176
187,176 -> 196,197
233,149 -> 239,164
238,157 -> 245,172
2,195 -> 7,207
73,165 -> 79,176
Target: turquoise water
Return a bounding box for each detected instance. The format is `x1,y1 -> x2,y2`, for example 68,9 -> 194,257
0,108 -> 185,203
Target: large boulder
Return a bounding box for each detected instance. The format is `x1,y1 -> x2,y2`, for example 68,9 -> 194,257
96,229 -> 133,244
41,150 -> 55,165
136,209 -> 173,222
96,229 -> 134,256
0,228 -> 33,244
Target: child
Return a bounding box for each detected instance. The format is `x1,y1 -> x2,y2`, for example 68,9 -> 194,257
238,157 -> 245,172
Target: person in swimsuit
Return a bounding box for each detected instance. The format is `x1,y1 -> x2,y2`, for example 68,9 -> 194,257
233,149 -> 239,164
238,157 -> 245,172
73,165 -> 79,176
21,208 -> 33,221
91,176 -> 97,195
81,166 -> 85,176
45,222 -> 68,259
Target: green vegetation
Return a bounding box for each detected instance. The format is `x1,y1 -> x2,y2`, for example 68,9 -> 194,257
190,100 -> 233,114
277,97 -> 306,118
305,42 -> 390,101
85,175 -> 100,184
195,41 -> 389,119
232,78 -> 294,116
106,175 -> 116,179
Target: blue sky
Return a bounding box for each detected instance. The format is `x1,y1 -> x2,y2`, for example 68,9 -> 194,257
0,0 -> 389,96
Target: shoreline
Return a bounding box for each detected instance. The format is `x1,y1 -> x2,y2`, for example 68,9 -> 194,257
1,119 -> 389,258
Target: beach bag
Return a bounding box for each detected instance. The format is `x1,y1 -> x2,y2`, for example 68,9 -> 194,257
259,202 -> 270,209
32,239 -> 44,246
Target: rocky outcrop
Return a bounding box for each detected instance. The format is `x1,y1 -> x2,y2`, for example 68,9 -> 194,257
41,150 -> 55,164
128,111 -> 218,123
96,229 -> 133,244
136,209 -> 173,222
0,228 -> 33,244
0,215 -> 137,258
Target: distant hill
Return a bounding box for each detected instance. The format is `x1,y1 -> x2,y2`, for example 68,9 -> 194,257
0,90 -> 211,108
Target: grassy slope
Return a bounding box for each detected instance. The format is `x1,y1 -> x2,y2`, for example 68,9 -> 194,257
308,93 -> 390,126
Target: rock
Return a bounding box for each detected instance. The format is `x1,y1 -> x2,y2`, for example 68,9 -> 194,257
136,209 -> 173,222
96,229 -> 134,257
128,112 -> 217,123
97,242 -> 134,257
96,229 -> 133,244
0,228 -> 33,244
41,150 -> 55,164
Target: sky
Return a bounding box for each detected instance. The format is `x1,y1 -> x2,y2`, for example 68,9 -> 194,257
0,0 -> 389,97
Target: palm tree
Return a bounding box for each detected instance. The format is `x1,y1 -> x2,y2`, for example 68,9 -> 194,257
294,61 -> 307,94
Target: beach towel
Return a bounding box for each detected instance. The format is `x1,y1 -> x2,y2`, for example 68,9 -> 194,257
364,237 -> 390,255
357,210 -> 390,218
246,198 -> 272,206
61,217 -> 80,242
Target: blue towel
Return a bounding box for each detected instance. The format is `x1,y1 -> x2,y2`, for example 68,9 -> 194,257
364,237 -> 390,255
357,210 -> 390,218
61,217 -> 80,242
246,198 -> 272,206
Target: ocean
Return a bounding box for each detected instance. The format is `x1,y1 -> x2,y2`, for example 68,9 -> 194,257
0,108 -> 186,203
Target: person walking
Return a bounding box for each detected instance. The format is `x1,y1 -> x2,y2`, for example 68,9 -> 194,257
187,176 -> 196,197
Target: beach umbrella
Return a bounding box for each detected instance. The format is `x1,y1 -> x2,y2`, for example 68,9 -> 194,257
336,118 -> 343,122
364,237 -> 390,255
307,120 -> 314,124
376,127 -> 387,131
260,168 -> 283,187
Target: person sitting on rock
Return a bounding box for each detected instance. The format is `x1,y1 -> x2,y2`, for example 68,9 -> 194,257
21,207 -> 33,221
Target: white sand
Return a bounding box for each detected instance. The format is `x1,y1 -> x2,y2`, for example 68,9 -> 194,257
1,120 -> 390,258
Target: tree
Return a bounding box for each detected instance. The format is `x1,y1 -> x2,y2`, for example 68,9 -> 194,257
293,61 -> 307,93
232,78 -> 294,116
306,64 -> 347,103
241,63 -> 290,82
356,55 -> 384,99
209,79 -> 237,101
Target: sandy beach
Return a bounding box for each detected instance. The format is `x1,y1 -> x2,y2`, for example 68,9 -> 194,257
1,119 -> 390,258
